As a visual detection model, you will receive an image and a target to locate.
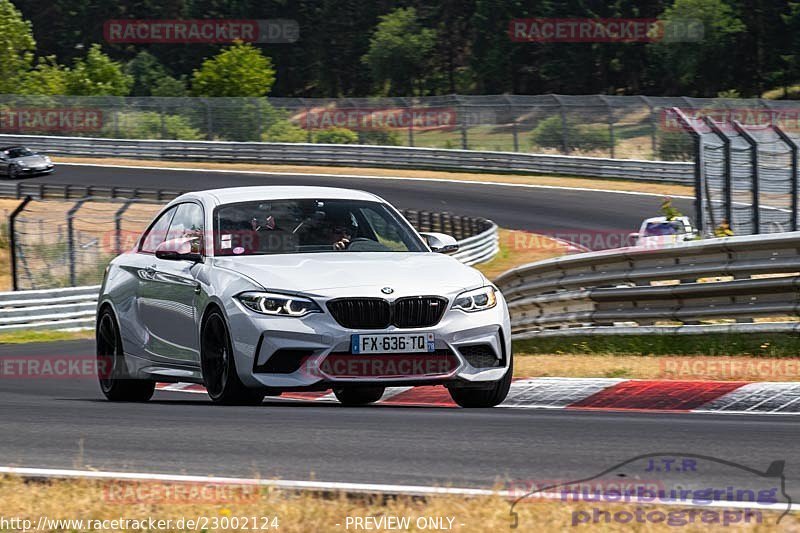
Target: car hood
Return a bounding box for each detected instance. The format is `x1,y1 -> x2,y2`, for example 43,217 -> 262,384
11,155 -> 47,165
213,252 -> 486,297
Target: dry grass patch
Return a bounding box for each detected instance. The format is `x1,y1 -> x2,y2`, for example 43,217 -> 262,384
476,229 -> 568,281
55,156 -> 693,197
0,475 -> 792,532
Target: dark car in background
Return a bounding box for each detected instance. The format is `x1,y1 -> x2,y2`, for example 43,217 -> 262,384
0,146 -> 54,178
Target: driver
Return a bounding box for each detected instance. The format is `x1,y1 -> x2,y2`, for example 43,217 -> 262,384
330,225 -> 352,250
325,211 -> 357,251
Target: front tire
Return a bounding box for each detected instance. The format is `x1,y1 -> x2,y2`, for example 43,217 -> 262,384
448,356 -> 513,408
96,308 -> 155,402
333,386 -> 385,406
201,310 -> 264,406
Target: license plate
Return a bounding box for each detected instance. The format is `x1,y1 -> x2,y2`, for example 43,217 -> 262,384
351,333 -> 435,354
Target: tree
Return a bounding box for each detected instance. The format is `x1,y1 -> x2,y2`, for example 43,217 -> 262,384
65,44 -> 132,96
126,51 -> 166,96
0,0 -> 36,94
19,57 -> 70,95
649,0 -> 747,96
191,42 -> 275,97
362,7 -> 437,95
151,76 -> 188,97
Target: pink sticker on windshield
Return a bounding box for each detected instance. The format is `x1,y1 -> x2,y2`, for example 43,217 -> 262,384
233,246 -> 245,255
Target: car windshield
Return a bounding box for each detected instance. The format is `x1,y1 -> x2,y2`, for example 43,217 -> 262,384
6,147 -> 34,158
214,199 -> 426,255
642,221 -> 686,237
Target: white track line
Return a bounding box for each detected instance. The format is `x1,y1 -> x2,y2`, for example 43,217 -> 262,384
58,162 -> 695,200
0,466 -> 793,514
0,466 -> 494,497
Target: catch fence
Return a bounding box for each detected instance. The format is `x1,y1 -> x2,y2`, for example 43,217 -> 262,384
4,94 -> 800,161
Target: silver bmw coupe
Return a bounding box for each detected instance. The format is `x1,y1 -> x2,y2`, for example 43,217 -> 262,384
97,186 -> 512,407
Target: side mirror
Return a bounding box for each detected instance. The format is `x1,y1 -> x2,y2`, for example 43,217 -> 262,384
155,237 -> 203,262
420,232 -> 459,254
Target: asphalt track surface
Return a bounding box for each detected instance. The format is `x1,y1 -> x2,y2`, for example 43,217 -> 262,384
3,340 -> 800,495
3,165 -> 798,498
27,164 -> 695,247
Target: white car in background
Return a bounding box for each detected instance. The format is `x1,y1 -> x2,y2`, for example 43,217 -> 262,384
629,216 -> 698,248
96,186 -> 513,408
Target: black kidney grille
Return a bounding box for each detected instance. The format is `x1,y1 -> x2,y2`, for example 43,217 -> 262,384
327,298 -> 391,329
327,296 -> 447,329
393,297 -> 447,328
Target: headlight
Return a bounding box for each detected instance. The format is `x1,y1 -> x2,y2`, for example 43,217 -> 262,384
237,291 -> 321,317
43,156 -> 51,163
452,286 -> 497,312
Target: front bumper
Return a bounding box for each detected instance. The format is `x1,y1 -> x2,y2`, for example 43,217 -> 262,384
226,294 -> 512,390
17,165 -> 54,175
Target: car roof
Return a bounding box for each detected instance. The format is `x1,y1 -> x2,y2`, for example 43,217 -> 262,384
0,146 -> 25,151
177,186 -> 383,206
642,216 -> 690,224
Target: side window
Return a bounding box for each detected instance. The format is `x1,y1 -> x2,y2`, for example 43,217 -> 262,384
166,203 -> 204,252
139,206 -> 176,254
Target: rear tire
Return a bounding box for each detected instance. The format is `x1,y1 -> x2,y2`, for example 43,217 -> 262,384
201,309 -> 264,406
333,386 -> 385,406
7,165 -> 19,179
96,308 -> 155,402
448,355 -> 513,408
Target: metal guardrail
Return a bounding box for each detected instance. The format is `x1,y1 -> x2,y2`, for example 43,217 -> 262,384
495,232 -> 800,339
0,134 -> 693,182
1,218 -> 497,331
0,285 -> 99,332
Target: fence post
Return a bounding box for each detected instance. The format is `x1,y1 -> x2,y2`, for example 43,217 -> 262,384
640,96 -> 657,160
305,103 -> 313,143
703,117 -> 732,228
773,124 -> 798,232
600,96 -> 615,158
9,196 -> 32,291
460,105 -> 468,150
114,200 -> 135,254
159,100 -> 167,139
552,95 -> 568,154
204,99 -> 214,141
66,198 -> 88,287
512,121 -> 519,152
733,121 -> 760,234
255,98 -> 263,141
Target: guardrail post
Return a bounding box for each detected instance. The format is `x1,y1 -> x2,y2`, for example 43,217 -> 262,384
670,107 -> 705,234
66,198 -> 88,287
703,117 -> 733,227
9,196 -> 31,291
733,121 -> 761,234
773,124 -> 798,232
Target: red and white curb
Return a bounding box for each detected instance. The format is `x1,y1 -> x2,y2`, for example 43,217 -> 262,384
157,378 -> 800,414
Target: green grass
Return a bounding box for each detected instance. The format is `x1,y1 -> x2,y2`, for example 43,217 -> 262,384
514,332 -> 800,358
0,329 -> 94,344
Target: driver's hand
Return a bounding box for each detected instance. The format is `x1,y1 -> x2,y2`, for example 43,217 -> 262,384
333,238 -> 350,251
